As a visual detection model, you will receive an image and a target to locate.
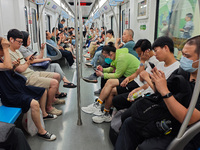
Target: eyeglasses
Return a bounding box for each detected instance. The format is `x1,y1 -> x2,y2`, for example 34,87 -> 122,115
15,40 -> 23,44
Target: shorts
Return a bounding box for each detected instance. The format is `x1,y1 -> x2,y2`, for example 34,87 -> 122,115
26,71 -> 54,89
117,79 -> 139,95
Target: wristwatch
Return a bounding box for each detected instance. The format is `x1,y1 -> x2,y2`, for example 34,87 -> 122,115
140,63 -> 145,66
162,92 -> 172,98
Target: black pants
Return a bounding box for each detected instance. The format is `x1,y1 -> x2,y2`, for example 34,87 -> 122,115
83,31 -> 86,38
0,128 -> 31,150
59,50 -> 74,66
114,117 -> 145,150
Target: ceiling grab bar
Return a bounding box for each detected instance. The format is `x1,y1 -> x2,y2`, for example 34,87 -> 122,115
167,53 -> 200,150
108,0 -> 119,39
75,0 -> 82,126
79,0 -> 84,78
36,0 -> 47,52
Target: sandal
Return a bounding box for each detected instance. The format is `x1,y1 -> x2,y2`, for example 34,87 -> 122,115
55,92 -> 67,98
63,82 -> 77,88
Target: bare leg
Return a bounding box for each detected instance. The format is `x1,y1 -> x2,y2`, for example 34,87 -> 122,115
39,90 -> 48,117
46,79 -> 59,111
104,87 -> 118,110
99,79 -> 119,102
30,100 -> 46,134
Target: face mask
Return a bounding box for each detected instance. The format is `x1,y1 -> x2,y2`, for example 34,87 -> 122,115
105,58 -> 112,64
180,56 -> 199,72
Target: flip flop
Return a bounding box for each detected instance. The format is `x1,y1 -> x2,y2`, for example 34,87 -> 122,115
55,92 -> 67,98
63,82 -> 77,88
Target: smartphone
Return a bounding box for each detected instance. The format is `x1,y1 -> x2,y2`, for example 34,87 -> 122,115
149,62 -> 155,69
93,67 -> 97,71
29,52 -> 37,60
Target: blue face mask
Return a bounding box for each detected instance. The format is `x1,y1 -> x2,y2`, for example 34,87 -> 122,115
180,56 -> 199,73
105,58 -> 112,64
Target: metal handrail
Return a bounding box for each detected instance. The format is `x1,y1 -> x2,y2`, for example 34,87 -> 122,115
37,0 -> 48,52
75,0 -> 82,126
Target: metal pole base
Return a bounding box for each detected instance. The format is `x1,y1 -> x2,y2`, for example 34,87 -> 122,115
77,119 -> 82,126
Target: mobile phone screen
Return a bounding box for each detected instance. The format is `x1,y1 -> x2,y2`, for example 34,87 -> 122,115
149,62 -> 155,69
29,52 -> 37,60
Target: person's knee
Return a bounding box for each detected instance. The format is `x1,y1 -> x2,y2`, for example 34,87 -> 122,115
106,79 -> 119,87
30,100 -> 40,111
50,79 -> 59,88
54,72 -> 60,80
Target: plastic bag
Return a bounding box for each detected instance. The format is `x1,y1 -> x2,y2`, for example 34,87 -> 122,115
22,109 -> 45,136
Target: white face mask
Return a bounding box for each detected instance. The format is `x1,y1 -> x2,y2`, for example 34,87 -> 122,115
180,56 -> 199,72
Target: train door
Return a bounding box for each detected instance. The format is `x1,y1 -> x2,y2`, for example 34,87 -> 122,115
45,14 -> 51,32
24,0 -> 38,50
121,1 -> 130,35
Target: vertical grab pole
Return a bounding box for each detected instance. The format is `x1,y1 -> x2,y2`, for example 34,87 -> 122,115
75,0 -> 82,126
108,1 -> 119,39
79,0 -> 84,78
37,0 -> 47,51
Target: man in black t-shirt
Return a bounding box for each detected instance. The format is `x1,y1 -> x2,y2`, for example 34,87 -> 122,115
58,19 -> 65,31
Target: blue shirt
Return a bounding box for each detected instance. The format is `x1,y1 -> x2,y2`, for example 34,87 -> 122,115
122,41 -> 138,59
46,39 -> 57,56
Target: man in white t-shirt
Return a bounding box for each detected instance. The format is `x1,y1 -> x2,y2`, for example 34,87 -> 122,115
112,36 -> 180,111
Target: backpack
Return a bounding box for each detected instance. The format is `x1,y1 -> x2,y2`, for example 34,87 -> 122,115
109,109 -> 127,146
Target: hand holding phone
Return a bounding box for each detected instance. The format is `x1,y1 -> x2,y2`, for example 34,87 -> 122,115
149,62 -> 155,69
29,52 -> 37,60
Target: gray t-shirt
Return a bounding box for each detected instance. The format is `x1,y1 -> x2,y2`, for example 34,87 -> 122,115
19,45 -> 35,59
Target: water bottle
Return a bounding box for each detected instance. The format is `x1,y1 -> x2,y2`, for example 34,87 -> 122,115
127,89 -> 144,101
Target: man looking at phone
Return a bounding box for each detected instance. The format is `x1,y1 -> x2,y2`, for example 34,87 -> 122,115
7,29 -> 63,116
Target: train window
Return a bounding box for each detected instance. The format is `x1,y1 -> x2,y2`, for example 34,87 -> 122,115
24,6 -> 29,32
111,16 -> 114,30
157,0 -> 200,59
32,8 -> 37,43
45,15 -> 51,32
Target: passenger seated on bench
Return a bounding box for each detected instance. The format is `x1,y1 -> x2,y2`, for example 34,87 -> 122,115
0,37 -> 56,141
19,31 -> 76,90
113,37 -> 180,111
46,31 -> 74,66
7,29 -> 63,116
81,42 -> 140,123
85,29 -> 115,68
115,35 -> 200,150
115,29 -> 139,58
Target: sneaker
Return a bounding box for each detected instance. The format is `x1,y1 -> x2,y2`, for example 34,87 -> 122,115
47,107 -> 62,116
37,131 -> 56,141
94,89 -> 101,95
92,112 -> 112,124
52,99 -> 65,105
83,53 -> 90,58
43,114 -> 57,120
81,102 -> 101,114
82,74 -> 98,83
93,109 -> 104,116
85,62 -> 93,67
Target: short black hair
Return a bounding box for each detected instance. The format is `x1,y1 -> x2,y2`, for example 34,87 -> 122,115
152,36 -> 174,53
186,35 -> 200,55
106,29 -> 114,37
90,28 -> 93,30
52,27 -> 58,33
7,29 -> 24,41
21,31 -> 29,47
134,39 -> 151,52
101,26 -> 104,29
102,31 -> 105,36
102,42 -> 116,54
186,13 -> 193,19
61,19 -> 65,22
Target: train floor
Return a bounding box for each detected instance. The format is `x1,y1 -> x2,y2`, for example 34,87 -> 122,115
25,55 -> 114,150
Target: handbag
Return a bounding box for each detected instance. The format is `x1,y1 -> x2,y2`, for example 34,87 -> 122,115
0,122 -> 15,144
31,61 -> 50,69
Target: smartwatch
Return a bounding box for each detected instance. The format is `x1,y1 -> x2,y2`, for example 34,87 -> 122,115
162,92 -> 172,98
140,63 -> 145,67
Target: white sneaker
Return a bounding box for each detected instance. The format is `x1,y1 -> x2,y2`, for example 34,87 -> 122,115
83,53 -> 90,58
93,109 -> 104,116
81,102 -> 101,114
85,63 -> 93,67
92,112 -> 112,123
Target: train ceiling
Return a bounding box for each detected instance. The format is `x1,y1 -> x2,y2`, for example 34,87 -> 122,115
64,0 -> 99,18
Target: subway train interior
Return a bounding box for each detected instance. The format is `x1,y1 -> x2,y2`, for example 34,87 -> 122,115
0,0 -> 200,150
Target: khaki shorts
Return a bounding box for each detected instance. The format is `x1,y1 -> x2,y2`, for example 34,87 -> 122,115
26,71 -> 55,89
